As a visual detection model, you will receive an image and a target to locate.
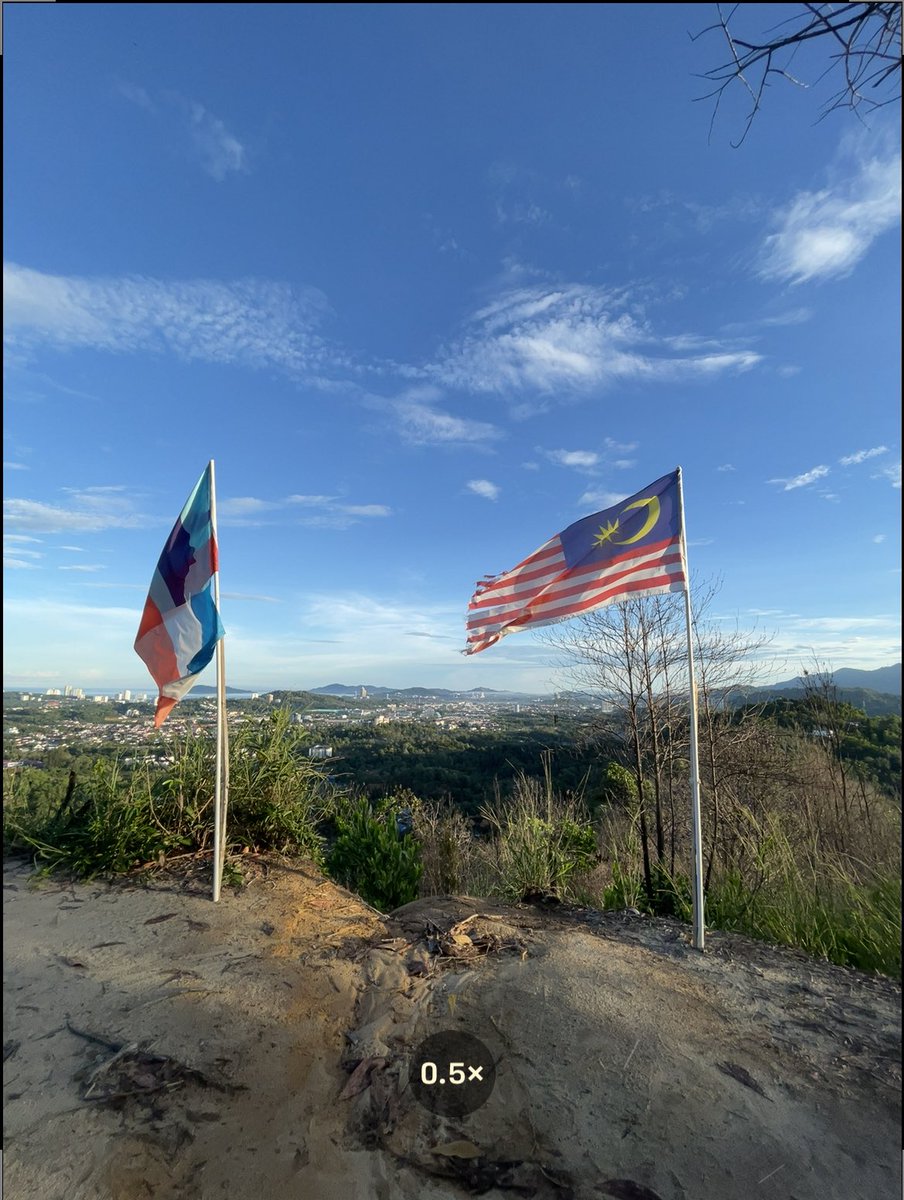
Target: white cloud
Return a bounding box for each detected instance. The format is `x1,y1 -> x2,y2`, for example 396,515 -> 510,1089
221,592 -> 281,603
3,497 -> 148,533
578,489 -> 628,510
218,496 -> 281,518
839,446 -> 889,466
4,557 -> 40,569
873,461 -> 902,489
220,493 -> 393,529
467,479 -> 500,501
3,263 -> 334,382
58,564 -> 105,572
389,391 -> 503,446
186,100 -> 247,180
768,465 -> 830,491
338,504 -> 391,518
117,81 -> 155,111
286,494 -> 339,507
716,463 -> 736,472
545,449 -> 600,470
873,535 -> 887,544
3,461 -> 28,470
759,147 -> 901,284
429,284 -> 761,394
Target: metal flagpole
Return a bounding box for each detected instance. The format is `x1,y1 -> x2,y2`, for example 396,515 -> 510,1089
676,467 -> 706,951
209,459 -> 229,903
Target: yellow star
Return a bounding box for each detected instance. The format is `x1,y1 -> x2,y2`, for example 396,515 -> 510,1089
593,519 -> 619,547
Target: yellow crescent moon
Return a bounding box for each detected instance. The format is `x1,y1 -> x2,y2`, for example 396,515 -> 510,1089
613,496 -> 660,544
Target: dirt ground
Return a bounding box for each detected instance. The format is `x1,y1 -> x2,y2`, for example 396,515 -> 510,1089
3,856 -> 901,1200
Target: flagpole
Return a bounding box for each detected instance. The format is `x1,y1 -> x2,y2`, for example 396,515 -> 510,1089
209,459 -> 229,903
676,467 -> 705,951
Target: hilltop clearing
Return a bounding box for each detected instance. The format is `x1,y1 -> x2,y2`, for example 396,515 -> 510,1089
3,857 -> 901,1200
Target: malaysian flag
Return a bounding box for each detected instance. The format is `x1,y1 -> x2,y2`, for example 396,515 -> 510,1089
134,464 -> 224,726
464,469 -> 686,654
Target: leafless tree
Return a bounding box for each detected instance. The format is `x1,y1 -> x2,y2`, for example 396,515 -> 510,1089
545,581 -> 773,899
693,3 -> 902,144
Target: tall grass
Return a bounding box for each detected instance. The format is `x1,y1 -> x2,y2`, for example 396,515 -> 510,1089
4,710 -> 330,879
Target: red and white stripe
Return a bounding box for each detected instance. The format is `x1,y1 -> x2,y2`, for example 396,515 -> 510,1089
465,535 -> 685,654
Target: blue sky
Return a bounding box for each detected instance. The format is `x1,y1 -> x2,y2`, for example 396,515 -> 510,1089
3,4 -> 901,693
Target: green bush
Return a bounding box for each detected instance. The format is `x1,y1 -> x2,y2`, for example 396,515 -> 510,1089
482,772 -> 598,902
326,795 -> 423,911
4,709 -> 330,879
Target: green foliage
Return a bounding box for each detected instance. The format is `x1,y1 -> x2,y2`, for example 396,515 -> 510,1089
753,698 -> 901,797
707,865 -> 901,979
227,709 -> 328,860
4,710 -> 329,878
7,760 -> 177,879
482,773 -> 598,902
326,795 -> 423,911
599,761 -> 639,809
322,720 -> 603,814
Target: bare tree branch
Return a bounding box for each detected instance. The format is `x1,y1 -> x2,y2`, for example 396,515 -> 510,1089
692,3 -> 902,145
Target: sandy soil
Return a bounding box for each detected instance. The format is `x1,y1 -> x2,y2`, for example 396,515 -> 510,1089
3,857 -> 901,1200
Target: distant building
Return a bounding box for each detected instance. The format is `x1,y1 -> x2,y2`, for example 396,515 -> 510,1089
358,687 -> 368,699
308,745 -> 333,759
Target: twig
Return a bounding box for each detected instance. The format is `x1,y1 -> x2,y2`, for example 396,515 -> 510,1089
65,1020 -> 125,1053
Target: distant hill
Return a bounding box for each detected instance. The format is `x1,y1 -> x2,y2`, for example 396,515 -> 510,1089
767,664 -> 901,695
723,685 -> 901,717
190,685 -> 262,697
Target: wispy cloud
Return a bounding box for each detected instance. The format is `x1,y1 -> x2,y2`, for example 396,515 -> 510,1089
578,489 -> 628,510
383,388 -> 503,446
3,461 -> 28,470
4,530 -> 45,567
3,496 -> 148,534
768,465 -> 830,492
545,449 -> 600,470
116,81 -> 154,112
59,564 -> 105,572
873,534 -> 887,544
873,461 -> 901,489
3,263 -> 335,381
429,284 -> 761,395
716,463 -> 736,472
119,84 -> 247,181
839,446 -> 889,466
218,496 -> 282,519
184,99 -> 247,180
218,492 -> 393,529
467,479 -> 500,501
221,592 -> 281,603
759,142 -> 900,284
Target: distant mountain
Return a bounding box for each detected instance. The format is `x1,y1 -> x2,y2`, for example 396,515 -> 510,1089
767,664 -> 901,696
721,685 -> 900,717
190,685 -> 262,696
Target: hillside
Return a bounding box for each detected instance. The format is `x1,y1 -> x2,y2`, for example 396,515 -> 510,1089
767,664 -> 902,695
723,685 -> 901,717
4,857 -> 900,1200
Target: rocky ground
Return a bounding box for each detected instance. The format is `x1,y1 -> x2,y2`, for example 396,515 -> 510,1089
3,856 -> 901,1200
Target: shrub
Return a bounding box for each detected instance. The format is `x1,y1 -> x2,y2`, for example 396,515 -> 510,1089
326,795 -> 423,911
482,772 -> 597,902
